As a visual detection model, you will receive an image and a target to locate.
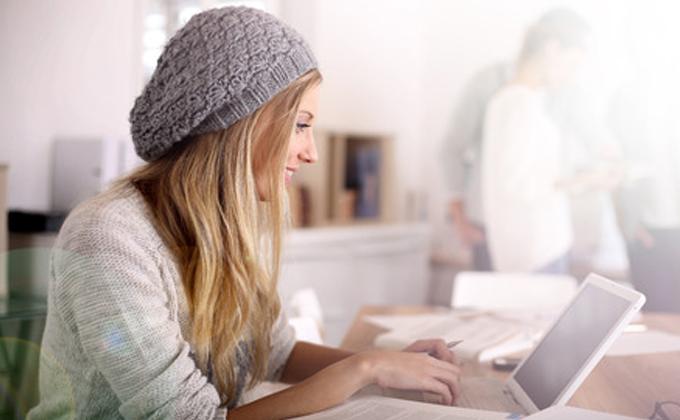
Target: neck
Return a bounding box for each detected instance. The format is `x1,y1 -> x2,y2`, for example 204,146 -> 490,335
512,59 -> 546,89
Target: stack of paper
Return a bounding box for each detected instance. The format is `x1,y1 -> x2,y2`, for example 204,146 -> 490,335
607,329 -> 680,356
292,395 -> 510,420
367,312 -> 548,362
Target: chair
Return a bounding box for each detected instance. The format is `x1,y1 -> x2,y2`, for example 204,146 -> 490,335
287,288 -> 324,345
451,271 -> 579,311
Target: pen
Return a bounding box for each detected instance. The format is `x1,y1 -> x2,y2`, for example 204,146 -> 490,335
428,340 -> 464,357
446,340 -> 464,349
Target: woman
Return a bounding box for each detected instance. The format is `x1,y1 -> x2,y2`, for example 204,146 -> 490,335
28,7 -> 460,419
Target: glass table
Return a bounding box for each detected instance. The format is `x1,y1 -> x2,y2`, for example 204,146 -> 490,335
0,297 -> 47,321
0,296 -> 47,419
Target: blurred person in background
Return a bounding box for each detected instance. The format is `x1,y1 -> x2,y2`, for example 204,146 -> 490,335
608,5 -> 680,312
442,9 -> 622,273
441,62 -> 512,270
481,9 -> 594,274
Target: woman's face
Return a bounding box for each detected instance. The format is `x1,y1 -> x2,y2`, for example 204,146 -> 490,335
254,82 -> 320,200
284,83 -> 320,185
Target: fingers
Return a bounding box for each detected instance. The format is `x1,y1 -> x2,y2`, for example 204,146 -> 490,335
415,354 -> 461,404
372,350 -> 461,405
423,377 -> 453,405
403,339 -> 431,353
405,339 -> 458,365
428,339 -> 457,364
432,357 -> 461,377
427,358 -> 461,403
432,366 -> 460,403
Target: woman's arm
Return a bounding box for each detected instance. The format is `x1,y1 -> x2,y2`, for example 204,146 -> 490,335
279,339 -> 458,384
229,348 -> 461,420
279,341 -> 354,383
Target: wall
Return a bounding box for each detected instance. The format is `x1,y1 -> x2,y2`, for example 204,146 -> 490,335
278,0 -> 427,222
0,0 -> 142,211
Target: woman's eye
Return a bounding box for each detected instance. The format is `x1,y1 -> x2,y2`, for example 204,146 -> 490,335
295,123 -> 312,134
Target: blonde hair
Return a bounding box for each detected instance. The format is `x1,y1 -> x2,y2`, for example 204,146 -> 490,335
125,69 -> 321,403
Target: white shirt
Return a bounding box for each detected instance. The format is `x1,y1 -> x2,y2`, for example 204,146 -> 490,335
482,85 -> 573,272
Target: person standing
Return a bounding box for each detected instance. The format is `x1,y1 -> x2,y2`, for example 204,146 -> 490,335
481,9 -> 591,273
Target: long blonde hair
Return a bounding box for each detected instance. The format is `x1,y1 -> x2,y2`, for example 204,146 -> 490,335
126,69 -> 321,403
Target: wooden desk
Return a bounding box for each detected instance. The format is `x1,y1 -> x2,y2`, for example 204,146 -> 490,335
340,305 -> 680,418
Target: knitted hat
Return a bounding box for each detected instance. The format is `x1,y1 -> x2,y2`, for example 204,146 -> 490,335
129,6 -> 318,161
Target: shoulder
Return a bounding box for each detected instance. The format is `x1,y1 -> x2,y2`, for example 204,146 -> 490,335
54,182 -> 164,264
461,62 -> 511,102
50,183 -> 180,323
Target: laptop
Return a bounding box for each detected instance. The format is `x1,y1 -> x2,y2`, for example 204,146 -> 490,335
296,273 -> 645,420
455,273 -> 646,415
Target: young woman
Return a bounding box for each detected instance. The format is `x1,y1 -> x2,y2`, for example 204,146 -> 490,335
28,7 -> 460,419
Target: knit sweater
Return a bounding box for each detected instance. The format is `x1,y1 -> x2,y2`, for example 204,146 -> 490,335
27,184 -> 296,419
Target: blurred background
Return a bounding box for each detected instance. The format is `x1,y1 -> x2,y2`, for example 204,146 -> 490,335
0,0 -> 678,362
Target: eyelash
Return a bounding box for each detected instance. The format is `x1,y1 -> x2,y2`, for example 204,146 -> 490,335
295,123 -> 312,133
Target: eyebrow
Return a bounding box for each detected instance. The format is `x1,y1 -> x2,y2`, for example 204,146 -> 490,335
299,110 -> 315,120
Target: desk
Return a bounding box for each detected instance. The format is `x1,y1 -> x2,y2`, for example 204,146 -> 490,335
341,305 -> 680,419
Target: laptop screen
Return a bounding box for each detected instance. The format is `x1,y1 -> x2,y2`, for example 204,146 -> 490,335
513,283 -> 632,409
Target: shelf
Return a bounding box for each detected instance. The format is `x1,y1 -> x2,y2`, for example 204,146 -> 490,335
289,130 -> 395,228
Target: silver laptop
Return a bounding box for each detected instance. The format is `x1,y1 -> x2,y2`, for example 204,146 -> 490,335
456,273 -> 645,415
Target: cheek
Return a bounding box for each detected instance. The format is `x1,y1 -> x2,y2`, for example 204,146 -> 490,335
286,135 -> 302,163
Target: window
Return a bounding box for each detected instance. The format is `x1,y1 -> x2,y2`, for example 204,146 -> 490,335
142,0 -> 270,80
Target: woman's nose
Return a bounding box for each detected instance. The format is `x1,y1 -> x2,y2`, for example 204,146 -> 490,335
301,137 -> 318,164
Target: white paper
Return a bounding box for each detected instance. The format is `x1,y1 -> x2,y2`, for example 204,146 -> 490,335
363,313 -> 455,331
292,395 -> 513,420
607,329 -> 680,356
524,406 -> 641,419
371,313 -> 544,362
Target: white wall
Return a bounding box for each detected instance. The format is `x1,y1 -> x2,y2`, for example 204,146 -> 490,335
308,0 -> 426,222
0,0 -> 142,211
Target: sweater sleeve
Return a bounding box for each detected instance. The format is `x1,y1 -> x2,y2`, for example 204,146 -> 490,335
53,209 -> 228,420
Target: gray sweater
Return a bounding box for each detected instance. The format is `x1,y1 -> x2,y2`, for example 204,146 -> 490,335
28,184 -> 296,419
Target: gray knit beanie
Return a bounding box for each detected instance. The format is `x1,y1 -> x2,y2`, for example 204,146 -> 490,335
129,6 -> 318,161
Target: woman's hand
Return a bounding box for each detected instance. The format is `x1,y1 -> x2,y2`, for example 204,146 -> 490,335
229,342 -> 462,419
358,346 -> 462,405
403,338 -> 458,364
